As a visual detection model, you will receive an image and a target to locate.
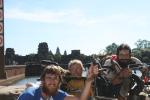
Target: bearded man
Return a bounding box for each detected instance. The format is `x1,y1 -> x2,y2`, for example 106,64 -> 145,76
96,43 -> 145,100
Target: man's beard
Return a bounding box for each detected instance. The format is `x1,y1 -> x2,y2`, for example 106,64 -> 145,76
42,82 -> 59,96
118,59 -> 130,68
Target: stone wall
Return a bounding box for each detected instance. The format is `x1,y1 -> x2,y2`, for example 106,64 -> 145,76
5,65 -> 25,78
0,65 -> 25,86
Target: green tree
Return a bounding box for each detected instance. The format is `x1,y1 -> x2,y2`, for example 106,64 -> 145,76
132,48 -> 142,61
135,39 -> 150,49
142,56 -> 150,63
105,43 -> 118,54
141,49 -> 150,63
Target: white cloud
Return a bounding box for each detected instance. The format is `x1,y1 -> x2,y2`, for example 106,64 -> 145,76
5,8 -> 149,30
5,8 -> 68,23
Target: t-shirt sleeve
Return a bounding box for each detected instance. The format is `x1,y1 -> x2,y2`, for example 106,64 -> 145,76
53,90 -> 69,100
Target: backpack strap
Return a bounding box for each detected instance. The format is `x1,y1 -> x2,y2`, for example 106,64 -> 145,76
110,56 -> 122,73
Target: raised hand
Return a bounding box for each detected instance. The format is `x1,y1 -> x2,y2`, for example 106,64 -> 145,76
87,64 -> 99,82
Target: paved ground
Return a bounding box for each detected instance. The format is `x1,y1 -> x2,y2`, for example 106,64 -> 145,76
0,85 -> 25,94
0,85 -> 25,100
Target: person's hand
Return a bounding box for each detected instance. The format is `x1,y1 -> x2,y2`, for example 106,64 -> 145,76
87,64 -> 99,82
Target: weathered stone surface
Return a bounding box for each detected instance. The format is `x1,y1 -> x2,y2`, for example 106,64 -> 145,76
0,73 -> 25,100
0,85 -> 25,100
0,74 -> 25,86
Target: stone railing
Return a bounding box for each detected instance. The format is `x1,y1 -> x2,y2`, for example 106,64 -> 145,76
0,65 -> 25,86
5,65 -> 25,78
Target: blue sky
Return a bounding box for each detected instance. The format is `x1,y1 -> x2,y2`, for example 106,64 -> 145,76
4,0 -> 150,56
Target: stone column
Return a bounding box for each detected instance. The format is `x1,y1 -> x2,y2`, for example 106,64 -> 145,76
0,0 -> 6,79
